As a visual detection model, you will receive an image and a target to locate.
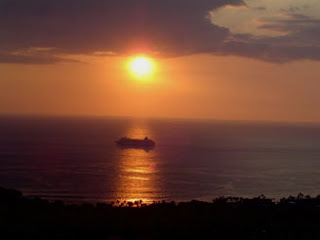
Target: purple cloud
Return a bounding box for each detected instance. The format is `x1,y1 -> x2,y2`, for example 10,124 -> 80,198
0,0 -> 244,63
1,0 -> 320,64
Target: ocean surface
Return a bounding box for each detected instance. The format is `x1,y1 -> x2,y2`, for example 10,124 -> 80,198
0,115 -> 320,203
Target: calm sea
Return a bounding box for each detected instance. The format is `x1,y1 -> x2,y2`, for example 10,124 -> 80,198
0,115 -> 319,203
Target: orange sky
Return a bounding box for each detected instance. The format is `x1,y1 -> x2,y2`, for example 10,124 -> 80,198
2,0 -> 320,122
1,54 -> 319,122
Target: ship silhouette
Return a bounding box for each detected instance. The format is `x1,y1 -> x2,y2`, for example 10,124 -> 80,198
116,137 -> 155,151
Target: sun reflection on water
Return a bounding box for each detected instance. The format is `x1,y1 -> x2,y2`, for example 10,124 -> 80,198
114,123 -> 162,203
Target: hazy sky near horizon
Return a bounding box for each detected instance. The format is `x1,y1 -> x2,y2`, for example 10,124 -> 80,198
1,0 -> 320,122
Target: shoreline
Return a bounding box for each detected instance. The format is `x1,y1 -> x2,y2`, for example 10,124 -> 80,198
2,186 -> 320,239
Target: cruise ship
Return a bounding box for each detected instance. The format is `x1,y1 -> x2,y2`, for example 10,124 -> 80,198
116,137 -> 155,149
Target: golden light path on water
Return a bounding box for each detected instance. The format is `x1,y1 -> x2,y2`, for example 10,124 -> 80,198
114,122 -> 162,204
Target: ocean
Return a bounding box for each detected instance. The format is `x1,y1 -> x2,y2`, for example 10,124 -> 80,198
0,115 -> 319,203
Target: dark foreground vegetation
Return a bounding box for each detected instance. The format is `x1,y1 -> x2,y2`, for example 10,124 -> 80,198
1,187 -> 320,239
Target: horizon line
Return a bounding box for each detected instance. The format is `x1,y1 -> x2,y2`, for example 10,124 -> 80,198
0,112 -> 319,125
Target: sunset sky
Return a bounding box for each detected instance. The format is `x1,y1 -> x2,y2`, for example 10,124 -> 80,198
1,0 -> 320,122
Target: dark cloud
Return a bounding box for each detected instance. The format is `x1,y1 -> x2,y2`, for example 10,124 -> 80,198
256,14 -> 320,52
258,14 -> 320,34
0,0 -> 244,63
0,52 -> 74,64
280,4 -> 311,14
0,47 -> 79,64
253,6 -> 266,11
1,0 -> 320,64
212,13 -> 320,63
221,18 -> 320,63
220,39 -> 320,63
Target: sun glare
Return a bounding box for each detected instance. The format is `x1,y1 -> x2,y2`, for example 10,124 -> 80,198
128,56 -> 154,79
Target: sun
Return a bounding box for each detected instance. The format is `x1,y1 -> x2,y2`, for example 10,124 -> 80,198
128,56 -> 154,79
